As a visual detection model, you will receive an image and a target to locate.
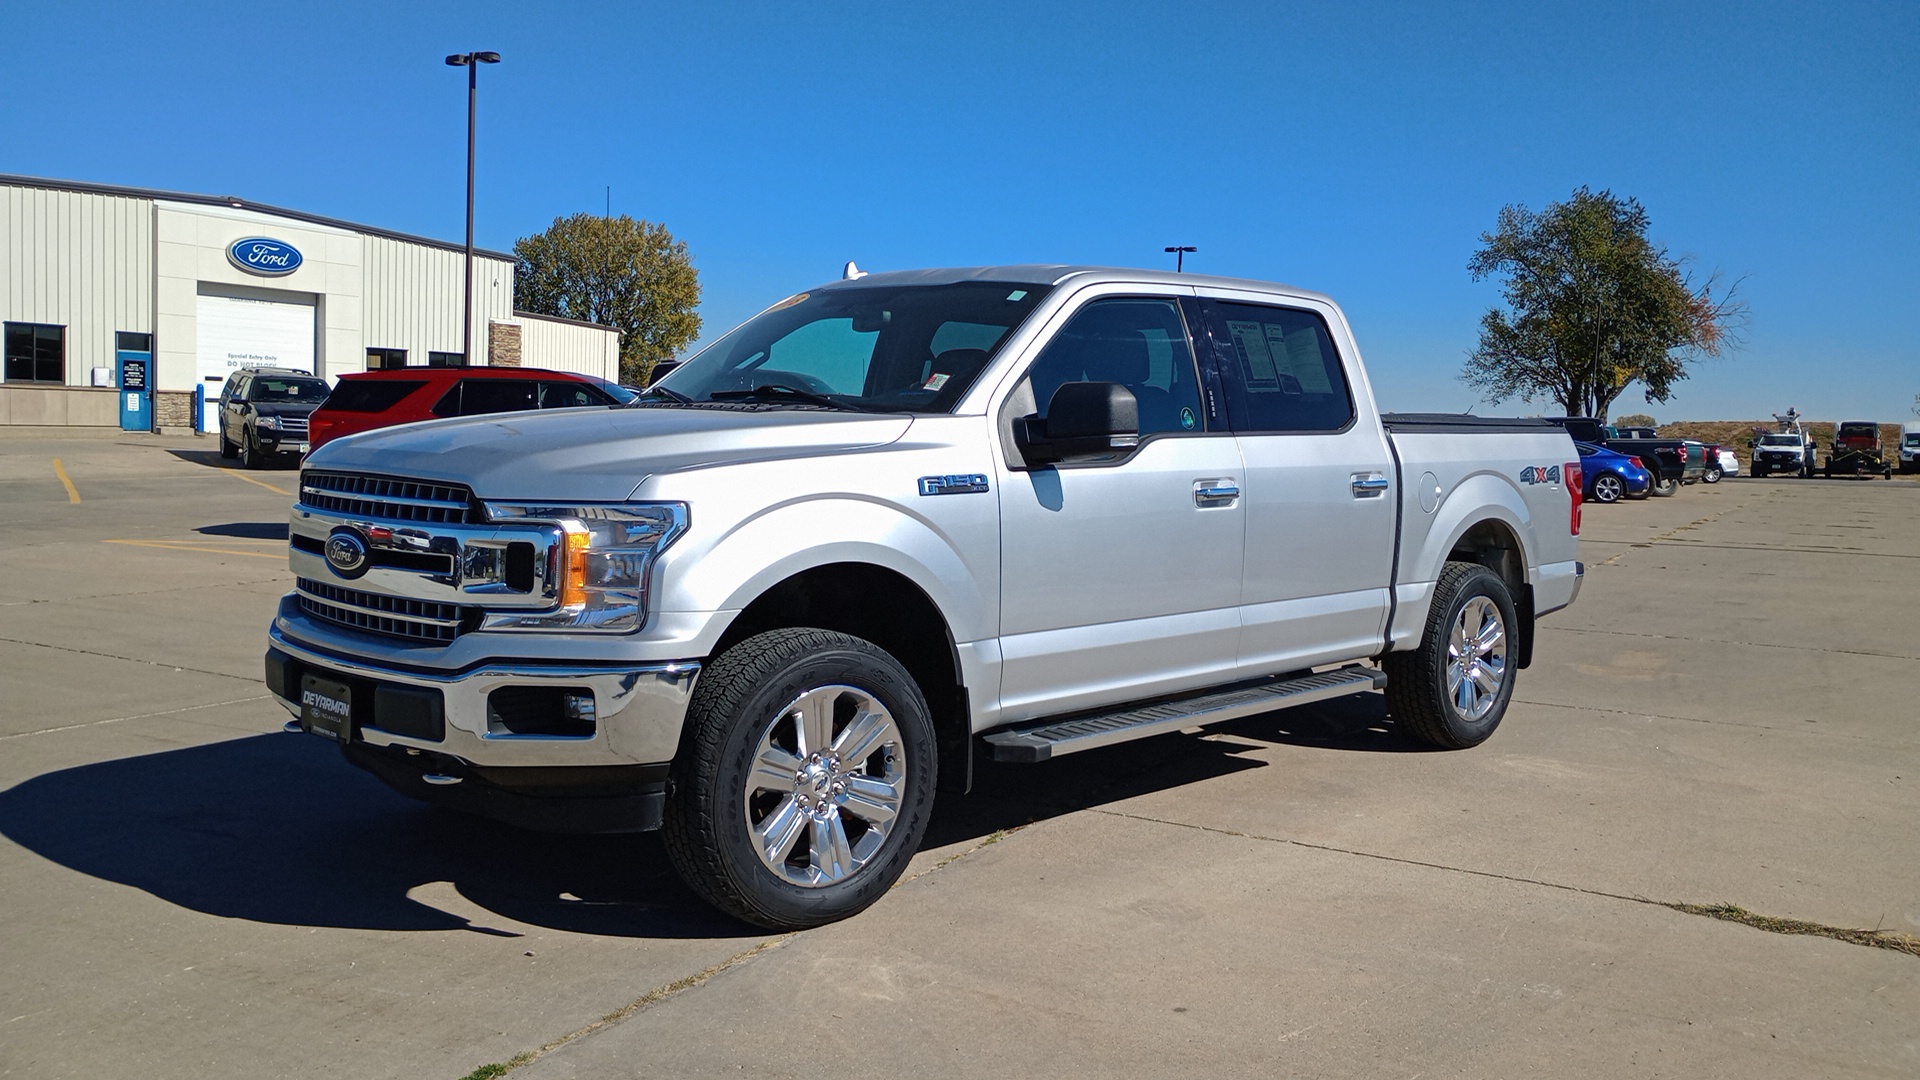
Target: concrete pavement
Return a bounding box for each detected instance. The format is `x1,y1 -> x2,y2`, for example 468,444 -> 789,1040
1,432 -> 1914,1078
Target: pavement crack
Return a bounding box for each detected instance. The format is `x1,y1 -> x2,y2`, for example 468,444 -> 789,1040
0,695 -> 274,740
1090,809 -> 1920,961
457,936 -> 795,1080
1538,625 -> 1918,663
0,635 -> 263,682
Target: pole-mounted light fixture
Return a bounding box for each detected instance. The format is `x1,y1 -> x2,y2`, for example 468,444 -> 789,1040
447,51 -> 502,366
1164,245 -> 1197,273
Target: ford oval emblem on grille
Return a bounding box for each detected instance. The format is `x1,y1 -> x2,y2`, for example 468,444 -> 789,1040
324,528 -> 371,579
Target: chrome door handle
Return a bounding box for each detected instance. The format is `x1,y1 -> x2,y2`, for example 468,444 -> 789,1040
1195,480 -> 1240,506
1351,473 -> 1390,497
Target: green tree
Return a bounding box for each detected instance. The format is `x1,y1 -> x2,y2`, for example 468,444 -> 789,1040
1613,412 -> 1657,429
513,214 -> 702,384
1462,187 -> 1745,421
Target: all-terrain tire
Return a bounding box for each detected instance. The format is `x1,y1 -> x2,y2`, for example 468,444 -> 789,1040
1649,474 -> 1680,497
662,628 -> 937,930
1383,561 -> 1519,750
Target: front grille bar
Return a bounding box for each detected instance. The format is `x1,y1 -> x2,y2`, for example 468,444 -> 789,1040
296,577 -> 467,642
299,471 -> 473,524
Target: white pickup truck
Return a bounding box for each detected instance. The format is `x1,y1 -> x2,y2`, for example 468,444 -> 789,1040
266,266 -> 1584,928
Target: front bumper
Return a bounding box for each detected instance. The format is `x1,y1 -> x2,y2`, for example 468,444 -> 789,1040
266,620 -> 700,769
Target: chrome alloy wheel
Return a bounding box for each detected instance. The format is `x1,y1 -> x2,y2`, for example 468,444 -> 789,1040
1445,596 -> 1508,721
743,684 -> 905,888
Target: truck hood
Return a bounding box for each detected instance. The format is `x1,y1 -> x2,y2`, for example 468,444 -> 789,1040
303,406 -> 915,502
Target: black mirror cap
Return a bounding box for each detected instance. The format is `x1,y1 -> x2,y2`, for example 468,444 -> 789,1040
1016,382 -> 1141,465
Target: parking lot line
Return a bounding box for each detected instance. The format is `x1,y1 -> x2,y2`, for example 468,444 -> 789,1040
218,468 -> 292,495
103,538 -> 285,560
52,458 -> 81,503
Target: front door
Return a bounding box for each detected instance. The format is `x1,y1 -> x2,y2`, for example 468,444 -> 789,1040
995,294 -> 1246,721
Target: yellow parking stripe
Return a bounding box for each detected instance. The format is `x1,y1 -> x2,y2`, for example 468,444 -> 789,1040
218,468 -> 292,495
103,538 -> 285,560
53,458 -> 81,503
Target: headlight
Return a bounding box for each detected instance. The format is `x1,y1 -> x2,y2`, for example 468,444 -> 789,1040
257,414 -> 282,429
478,502 -> 688,632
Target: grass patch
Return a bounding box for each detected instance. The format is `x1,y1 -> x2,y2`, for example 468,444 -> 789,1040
1665,902 -> 1920,957
459,1053 -> 533,1080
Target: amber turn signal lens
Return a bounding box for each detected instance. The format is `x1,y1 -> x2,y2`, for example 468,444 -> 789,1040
560,529 -> 592,607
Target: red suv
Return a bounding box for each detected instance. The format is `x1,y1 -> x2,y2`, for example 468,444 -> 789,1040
308,367 -> 634,452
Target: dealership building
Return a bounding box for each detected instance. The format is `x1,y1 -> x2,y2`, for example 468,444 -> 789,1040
1,174 -> 620,432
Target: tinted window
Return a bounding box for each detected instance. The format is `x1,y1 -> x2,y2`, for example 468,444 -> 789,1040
454,379 -> 538,416
538,381 -> 609,409
322,380 -> 427,413
664,282 -> 1052,413
1200,300 -> 1354,433
1025,298 -> 1205,437
3,323 -> 64,383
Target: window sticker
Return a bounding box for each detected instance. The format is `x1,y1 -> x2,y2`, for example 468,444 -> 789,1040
1226,320 -> 1280,387
1006,290 -> 1028,301
1180,406 -> 1197,430
924,372 -> 951,391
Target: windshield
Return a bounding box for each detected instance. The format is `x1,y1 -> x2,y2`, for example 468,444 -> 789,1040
657,282 -> 1054,413
1905,434 -> 1920,446
251,377 -> 329,403
1759,434 -> 1801,446
580,375 -> 638,404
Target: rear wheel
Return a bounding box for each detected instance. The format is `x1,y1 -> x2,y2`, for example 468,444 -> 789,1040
1384,561 -> 1518,750
1649,474 -> 1680,497
663,628 -> 936,930
1703,464 -> 1722,483
218,431 -> 237,459
1591,473 -> 1625,503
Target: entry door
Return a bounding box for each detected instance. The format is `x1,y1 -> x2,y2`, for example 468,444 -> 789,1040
995,295 -> 1246,721
116,350 -> 151,431
1191,296 -> 1395,675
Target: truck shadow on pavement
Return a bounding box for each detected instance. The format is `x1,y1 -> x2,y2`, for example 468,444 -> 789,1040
196,522 -> 289,540
0,696 -> 1420,936
927,692 -> 1426,847
0,732 -> 757,940
164,447 -> 299,470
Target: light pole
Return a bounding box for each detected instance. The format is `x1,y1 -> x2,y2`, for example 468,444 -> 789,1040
446,51 -> 501,366
1164,245 -> 1196,272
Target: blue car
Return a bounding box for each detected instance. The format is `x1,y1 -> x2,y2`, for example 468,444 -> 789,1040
1575,441 -> 1651,503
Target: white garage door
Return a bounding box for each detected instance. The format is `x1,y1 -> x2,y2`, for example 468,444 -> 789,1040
196,289 -> 316,431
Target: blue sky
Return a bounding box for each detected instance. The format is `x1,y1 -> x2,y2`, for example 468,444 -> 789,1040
8,1 -> 1916,420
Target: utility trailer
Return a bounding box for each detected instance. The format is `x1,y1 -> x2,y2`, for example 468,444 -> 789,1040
1825,421 -> 1894,479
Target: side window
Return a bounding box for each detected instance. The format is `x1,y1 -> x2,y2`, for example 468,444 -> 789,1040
538,381 -> 603,409
456,379 -> 539,416
1199,300 -> 1355,433
1025,298 -> 1205,436
229,375 -> 249,401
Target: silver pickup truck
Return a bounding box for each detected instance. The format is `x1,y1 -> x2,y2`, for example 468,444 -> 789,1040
266,266 -> 1584,928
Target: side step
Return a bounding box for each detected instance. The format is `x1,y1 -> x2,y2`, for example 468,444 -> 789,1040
983,665 -> 1387,763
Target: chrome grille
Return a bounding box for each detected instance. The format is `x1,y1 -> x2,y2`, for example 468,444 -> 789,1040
297,578 -> 467,642
299,471 -> 473,524
279,416 -> 309,433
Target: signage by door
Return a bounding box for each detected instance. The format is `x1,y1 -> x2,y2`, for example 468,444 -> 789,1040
227,237 -> 304,276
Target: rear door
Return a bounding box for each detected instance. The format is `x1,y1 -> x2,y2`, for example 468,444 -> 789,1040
449,379 -> 539,416
1190,294 -> 1395,675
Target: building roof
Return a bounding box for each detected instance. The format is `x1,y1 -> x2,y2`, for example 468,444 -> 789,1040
0,172 -> 516,262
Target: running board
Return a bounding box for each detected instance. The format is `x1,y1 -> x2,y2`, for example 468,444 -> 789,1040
982,665 -> 1388,763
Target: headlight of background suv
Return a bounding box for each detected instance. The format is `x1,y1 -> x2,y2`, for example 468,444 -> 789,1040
479,502 -> 688,632
257,414 -> 282,429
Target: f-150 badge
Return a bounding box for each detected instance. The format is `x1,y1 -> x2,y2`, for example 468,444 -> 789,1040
918,474 -> 990,496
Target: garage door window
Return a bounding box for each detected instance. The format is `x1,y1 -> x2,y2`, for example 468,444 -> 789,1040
4,323 -> 65,384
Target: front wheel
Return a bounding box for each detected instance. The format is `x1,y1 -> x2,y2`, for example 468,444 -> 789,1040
1591,473 -> 1625,503
1649,474 -> 1680,497
238,431 -> 260,469
1383,561 -> 1519,749
663,628 -> 936,930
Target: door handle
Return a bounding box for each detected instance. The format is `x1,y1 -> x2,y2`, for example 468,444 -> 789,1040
1351,473 -> 1390,497
1194,479 -> 1239,506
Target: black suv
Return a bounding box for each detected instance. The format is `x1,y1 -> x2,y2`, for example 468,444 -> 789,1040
217,367 -> 331,468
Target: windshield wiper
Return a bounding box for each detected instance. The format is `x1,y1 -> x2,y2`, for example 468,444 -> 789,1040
708,384 -> 868,411
631,384 -> 694,405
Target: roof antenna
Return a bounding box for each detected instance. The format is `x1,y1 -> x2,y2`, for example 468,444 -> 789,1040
843,260 -> 868,280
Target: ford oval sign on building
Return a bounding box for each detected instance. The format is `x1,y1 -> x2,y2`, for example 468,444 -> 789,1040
227,237 -> 304,276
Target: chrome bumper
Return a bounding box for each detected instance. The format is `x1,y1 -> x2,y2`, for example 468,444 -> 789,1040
267,621 -> 699,767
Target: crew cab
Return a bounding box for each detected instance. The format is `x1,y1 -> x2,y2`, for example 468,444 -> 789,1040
1750,431 -> 1817,477
264,266 -> 1584,928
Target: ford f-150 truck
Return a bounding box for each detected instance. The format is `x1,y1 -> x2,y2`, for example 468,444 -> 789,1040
266,266 -> 1584,928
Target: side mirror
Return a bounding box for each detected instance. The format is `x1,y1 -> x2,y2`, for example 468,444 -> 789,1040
1015,382 -> 1140,465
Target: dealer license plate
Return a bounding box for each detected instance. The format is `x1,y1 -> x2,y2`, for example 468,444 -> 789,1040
300,674 -> 353,742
